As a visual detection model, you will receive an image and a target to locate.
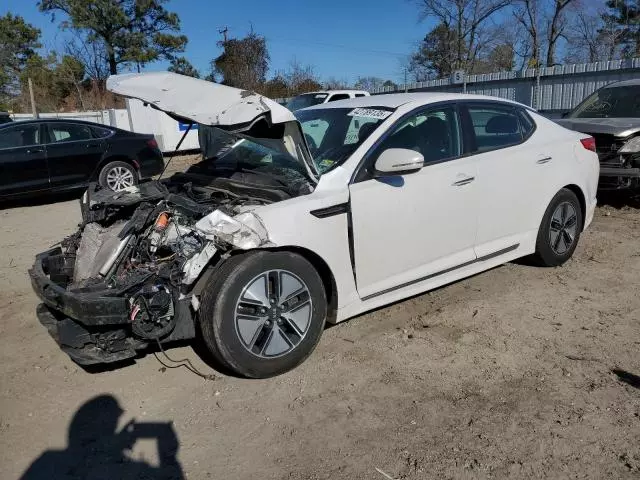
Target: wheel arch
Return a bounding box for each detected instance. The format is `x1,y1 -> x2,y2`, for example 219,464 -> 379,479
562,183 -> 586,230
267,246 -> 339,323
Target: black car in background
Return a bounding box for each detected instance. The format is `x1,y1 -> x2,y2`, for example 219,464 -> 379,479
0,119 -> 164,199
0,112 -> 11,124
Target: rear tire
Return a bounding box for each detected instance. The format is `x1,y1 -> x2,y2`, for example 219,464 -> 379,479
532,188 -> 583,267
98,161 -> 138,192
199,251 -> 327,378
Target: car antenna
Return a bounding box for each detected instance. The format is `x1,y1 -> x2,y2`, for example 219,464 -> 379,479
158,122 -> 193,180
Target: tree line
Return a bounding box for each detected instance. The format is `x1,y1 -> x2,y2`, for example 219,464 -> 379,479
1,0 -> 638,113
409,0 -> 639,80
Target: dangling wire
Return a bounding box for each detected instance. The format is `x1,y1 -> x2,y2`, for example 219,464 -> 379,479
153,338 -> 217,381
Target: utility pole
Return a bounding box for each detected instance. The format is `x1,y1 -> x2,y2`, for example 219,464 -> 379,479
404,68 -> 408,93
28,77 -> 37,119
218,26 -> 228,43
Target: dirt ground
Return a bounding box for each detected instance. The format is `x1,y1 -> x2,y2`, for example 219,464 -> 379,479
1,165 -> 639,479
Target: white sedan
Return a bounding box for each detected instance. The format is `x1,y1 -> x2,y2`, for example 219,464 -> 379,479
31,73 -> 599,378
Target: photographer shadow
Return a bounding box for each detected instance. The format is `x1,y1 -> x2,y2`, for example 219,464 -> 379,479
20,394 -> 184,480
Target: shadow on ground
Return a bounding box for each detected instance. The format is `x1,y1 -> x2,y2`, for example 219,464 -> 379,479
20,394 -> 184,479
612,368 -> 640,390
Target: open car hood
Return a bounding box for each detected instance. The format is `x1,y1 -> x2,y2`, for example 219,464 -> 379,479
107,72 -> 318,181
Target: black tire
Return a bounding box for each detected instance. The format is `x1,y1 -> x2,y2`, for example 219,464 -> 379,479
199,251 -> 327,378
98,160 -> 138,191
532,188 -> 583,267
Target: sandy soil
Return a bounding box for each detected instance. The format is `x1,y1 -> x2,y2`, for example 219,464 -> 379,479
1,173 -> 639,479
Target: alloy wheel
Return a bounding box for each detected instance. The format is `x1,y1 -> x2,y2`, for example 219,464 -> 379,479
234,270 -> 313,358
106,166 -> 134,191
549,201 -> 578,255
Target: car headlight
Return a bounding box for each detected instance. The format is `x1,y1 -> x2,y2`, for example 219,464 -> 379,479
619,136 -> 640,153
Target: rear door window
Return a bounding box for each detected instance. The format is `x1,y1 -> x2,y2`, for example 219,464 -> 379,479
0,124 -> 40,149
466,106 -> 522,153
46,123 -> 94,143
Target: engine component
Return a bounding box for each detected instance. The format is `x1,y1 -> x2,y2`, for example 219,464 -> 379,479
149,212 -> 171,253
99,234 -> 133,277
129,283 -> 176,339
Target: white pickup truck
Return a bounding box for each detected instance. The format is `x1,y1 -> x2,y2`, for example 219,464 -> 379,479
286,90 -> 370,111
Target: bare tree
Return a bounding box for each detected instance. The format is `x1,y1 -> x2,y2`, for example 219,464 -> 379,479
565,7 -> 617,63
64,32 -> 110,83
546,0 -> 575,66
284,59 -> 321,95
417,0 -> 513,72
513,0 -> 577,67
324,77 -> 350,89
513,0 -> 543,66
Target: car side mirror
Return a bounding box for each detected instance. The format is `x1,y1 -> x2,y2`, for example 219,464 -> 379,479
374,148 -> 424,176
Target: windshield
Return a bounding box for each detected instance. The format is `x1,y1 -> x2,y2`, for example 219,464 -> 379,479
568,85 -> 640,119
286,93 -> 328,111
295,107 -> 394,174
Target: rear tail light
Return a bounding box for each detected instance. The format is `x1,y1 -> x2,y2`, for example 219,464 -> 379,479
147,138 -> 159,149
580,137 -> 596,152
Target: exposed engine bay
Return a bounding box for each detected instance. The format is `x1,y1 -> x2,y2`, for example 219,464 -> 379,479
31,162 -> 311,365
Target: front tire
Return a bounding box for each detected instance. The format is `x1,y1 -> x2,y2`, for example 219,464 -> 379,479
532,188 -> 583,267
199,251 -> 327,378
98,161 -> 138,192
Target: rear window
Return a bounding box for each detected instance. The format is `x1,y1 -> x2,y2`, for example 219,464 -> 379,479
92,126 -> 113,138
568,84 -> 640,119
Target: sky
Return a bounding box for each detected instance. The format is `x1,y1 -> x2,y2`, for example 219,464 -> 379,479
2,0 -> 434,84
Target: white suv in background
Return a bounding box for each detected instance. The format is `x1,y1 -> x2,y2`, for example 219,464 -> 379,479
287,90 -> 370,111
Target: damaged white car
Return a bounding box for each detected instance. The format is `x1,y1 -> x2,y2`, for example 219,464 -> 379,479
30,72 -> 599,378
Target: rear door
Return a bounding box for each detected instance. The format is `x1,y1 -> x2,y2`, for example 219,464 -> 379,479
44,122 -> 106,189
0,123 -> 49,197
459,103 -> 544,257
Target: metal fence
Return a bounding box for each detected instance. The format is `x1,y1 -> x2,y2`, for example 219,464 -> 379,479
373,58 -> 640,113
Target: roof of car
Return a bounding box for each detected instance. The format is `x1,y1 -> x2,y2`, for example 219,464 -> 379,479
0,118 -> 112,128
604,78 -> 640,88
303,90 -> 369,95
300,92 -> 530,111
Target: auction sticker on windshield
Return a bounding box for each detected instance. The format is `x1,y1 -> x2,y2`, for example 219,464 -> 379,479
347,108 -> 392,120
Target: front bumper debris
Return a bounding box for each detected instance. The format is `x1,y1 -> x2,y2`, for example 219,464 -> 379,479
598,165 -> 640,190
29,247 -> 195,366
30,248 -> 130,325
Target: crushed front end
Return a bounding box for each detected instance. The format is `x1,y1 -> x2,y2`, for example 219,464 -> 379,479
29,177 -> 279,365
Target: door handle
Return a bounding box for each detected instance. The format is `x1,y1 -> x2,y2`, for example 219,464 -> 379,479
26,147 -> 44,154
536,156 -> 553,164
452,176 -> 475,186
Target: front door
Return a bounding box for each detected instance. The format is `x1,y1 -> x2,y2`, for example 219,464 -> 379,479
0,123 -> 49,197
348,105 -> 479,299
44,122 -> 105,189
